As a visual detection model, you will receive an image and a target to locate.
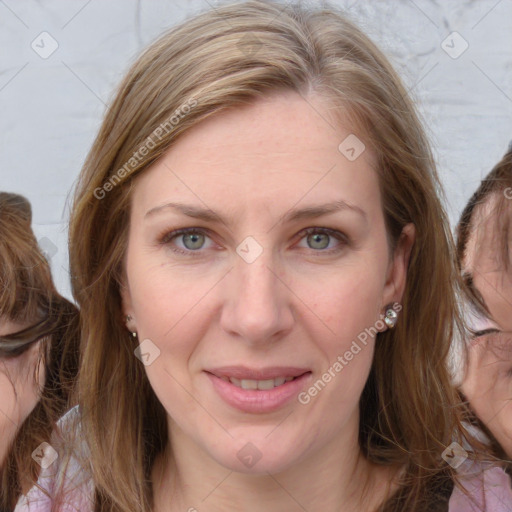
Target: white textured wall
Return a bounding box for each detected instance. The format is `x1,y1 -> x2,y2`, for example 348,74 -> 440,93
1,0 -> 511,300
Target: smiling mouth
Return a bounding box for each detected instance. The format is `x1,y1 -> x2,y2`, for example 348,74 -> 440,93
219,376 -> 297,390
205,369 -> 312,413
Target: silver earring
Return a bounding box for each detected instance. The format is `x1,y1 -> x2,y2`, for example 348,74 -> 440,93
384,307 -> 399,329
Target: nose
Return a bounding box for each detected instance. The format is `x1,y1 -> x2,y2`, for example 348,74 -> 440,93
219,249 -> 294,346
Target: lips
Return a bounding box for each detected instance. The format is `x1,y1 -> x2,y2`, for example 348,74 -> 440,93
205,366 -> 312,413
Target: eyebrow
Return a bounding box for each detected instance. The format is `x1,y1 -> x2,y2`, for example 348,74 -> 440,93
144,199 -> 367,225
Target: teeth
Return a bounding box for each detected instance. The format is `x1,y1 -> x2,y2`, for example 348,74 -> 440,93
227,376 -> 296,390
241,379 -> 258,390
230,377 -> 241,387
256,379 -> 275,390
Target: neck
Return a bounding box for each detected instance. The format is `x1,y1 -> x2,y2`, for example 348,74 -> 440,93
152,418 -> 402,512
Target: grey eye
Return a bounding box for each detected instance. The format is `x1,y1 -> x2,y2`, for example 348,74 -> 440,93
307,232 -> 330,250
182,232 -> 205,250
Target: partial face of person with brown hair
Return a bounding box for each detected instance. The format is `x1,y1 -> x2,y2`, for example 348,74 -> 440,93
0,320 -> 44,465
121,89 -> 415,510
461,193 -> 512,458
463,193 -> 512,332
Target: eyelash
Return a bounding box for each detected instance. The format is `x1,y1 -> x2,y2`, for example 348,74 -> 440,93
158,226 -> 348,257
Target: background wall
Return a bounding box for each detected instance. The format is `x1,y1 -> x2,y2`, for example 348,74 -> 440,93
1,0 -> 511,300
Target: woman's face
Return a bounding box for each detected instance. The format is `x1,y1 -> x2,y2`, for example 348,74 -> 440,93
461,197 -> 512,457
122,90 -> 413,474
0,318 -> 44,464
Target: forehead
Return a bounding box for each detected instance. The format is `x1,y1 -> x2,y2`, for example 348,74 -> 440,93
463,194 -> 501,272
132,90 -> 381,221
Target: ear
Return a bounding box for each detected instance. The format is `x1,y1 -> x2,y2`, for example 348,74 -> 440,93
381,223 -> 416,307
119,278 -> 137,333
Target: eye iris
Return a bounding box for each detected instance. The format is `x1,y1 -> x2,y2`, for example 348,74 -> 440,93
308,232 -> 329,250
183,232 -> 204,250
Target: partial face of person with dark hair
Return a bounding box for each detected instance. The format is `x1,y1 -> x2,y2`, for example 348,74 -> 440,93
461,193 -> 512,458
0,189 -> 79,508
121,90 -> 415,509
0,320 -> 44,465
0,192 -> 44,465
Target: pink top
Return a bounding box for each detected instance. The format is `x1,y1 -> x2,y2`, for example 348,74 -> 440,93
15,408 -> 512,511
15,407 -> 94,512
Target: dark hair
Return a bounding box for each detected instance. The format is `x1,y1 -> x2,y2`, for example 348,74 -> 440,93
0,192 -> 80,509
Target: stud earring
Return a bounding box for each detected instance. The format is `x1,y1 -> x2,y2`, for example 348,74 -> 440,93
383,306 -> 399,329
125,315 -> 137,338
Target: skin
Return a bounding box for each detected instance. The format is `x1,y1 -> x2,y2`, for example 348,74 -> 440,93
464,194 -> 512,333
461,195 -> 512,458
121,89 -> 415,512
0,318 -> 44,466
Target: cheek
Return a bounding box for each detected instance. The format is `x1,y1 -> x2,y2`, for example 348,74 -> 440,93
0,368 -> 18,429
125,261 -> 217,407
0,356 -> 40,430
467,369 -> 512,438
0,371 -> 18,463
503,401 -> 512,433
283,270 -> 384,413
490,401 -> 512,458
504,409 -> 512,458
317,267 -> 385,344
128,259 -> 220,348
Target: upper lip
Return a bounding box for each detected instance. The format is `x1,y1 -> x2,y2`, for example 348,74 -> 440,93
206,366 -> 311,380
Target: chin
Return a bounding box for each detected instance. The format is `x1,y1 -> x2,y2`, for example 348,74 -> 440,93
207,438 -> 302,475
224,454 -> 298,475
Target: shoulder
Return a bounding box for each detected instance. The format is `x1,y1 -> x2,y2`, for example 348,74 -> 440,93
14,406 -> 95,512
449,461 -> 512,511
448,423 -> 512,511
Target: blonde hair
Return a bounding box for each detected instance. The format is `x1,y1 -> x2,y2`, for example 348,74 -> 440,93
69,1 -> 485,510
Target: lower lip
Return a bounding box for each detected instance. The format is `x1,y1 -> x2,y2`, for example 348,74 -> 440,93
206,372 -> 312,413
